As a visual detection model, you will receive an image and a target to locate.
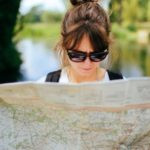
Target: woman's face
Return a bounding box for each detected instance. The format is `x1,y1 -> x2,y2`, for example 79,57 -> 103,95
68,35 -> 100,77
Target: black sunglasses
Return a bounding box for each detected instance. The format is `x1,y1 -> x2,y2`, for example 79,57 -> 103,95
67,49 -> 108,62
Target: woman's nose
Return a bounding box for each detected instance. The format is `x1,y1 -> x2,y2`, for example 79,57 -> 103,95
83,57 -> 92,64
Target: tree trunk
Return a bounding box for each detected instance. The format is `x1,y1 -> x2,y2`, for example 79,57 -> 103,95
0,0 -> 22,83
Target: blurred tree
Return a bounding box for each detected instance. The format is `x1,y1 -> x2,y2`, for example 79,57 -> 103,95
24,5 -> 43,23
109,0 -> 149,23
24,5 -> 63,23
41,11 -> 63,23
146,0 -> 150,21
0,0 -> 22,83
109,0 -> 123,24
139,48 -> 147,76
138,0 -> 149,21
122,0 -> 140,23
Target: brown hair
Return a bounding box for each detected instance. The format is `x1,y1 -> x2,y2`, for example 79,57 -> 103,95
55,0 -> 111,67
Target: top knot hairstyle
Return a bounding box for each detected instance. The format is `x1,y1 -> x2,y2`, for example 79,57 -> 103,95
56,0 -> 111,67
70,0 -> 98,6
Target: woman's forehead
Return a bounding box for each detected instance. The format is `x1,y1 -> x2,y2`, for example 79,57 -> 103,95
74,35 -> 94,52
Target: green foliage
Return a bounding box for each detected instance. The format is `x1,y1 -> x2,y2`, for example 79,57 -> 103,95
41,11 -> 63,23
23,5 -> 63,23
0,0 -> 22,83
139,48 -> 147,76
147,1 -> 150,21
23,5 -> 43,23
125,23 -> 137,32
111,23 -> 137,42
109,0 -> 150,23
111,24 -> 129,39
127,25 -> 137,32
138,0 -> 149,21
15,23 -> 61,46
109,0 -> 150,43
122,0 -> 139,23
109,0 -> 123,23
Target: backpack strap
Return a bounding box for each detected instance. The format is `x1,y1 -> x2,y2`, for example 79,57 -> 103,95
45,69 -> 61,82
45,69 -> 123,82
107,70 -> 123,80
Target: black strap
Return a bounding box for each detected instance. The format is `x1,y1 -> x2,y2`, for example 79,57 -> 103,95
45,69 -> 123,82
45,69 -> 61,82
107,70 -> 123,80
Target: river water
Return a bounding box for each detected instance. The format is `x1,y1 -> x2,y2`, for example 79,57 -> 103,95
17,39 -> 60,81
17,38 -> 150,81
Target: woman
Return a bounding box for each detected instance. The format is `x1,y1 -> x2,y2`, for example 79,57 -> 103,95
40,0 -> 123,83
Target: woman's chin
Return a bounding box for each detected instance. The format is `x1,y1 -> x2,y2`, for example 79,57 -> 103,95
79,68 -> 94,76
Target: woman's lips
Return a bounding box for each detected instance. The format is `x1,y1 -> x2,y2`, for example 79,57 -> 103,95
81,68 -> 92,71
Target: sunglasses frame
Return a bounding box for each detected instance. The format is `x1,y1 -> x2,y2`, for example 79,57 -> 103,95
67,49 -> 109,62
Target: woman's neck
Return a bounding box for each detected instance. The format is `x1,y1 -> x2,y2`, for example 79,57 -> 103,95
67,67 -> 105,83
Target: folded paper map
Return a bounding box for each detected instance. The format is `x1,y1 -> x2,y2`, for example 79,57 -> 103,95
0,78 -> 150,150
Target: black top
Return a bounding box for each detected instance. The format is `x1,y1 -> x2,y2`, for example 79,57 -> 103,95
45,69 -> 123,82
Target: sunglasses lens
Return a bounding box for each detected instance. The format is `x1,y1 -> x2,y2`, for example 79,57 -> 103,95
67,50 -> 108,62
90,51 -> 108,62
67,50 -> 86,62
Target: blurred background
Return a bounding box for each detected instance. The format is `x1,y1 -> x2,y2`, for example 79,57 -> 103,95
0,0 -> 150,83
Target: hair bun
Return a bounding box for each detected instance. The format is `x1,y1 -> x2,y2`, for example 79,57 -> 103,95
70,0 -> 98,6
